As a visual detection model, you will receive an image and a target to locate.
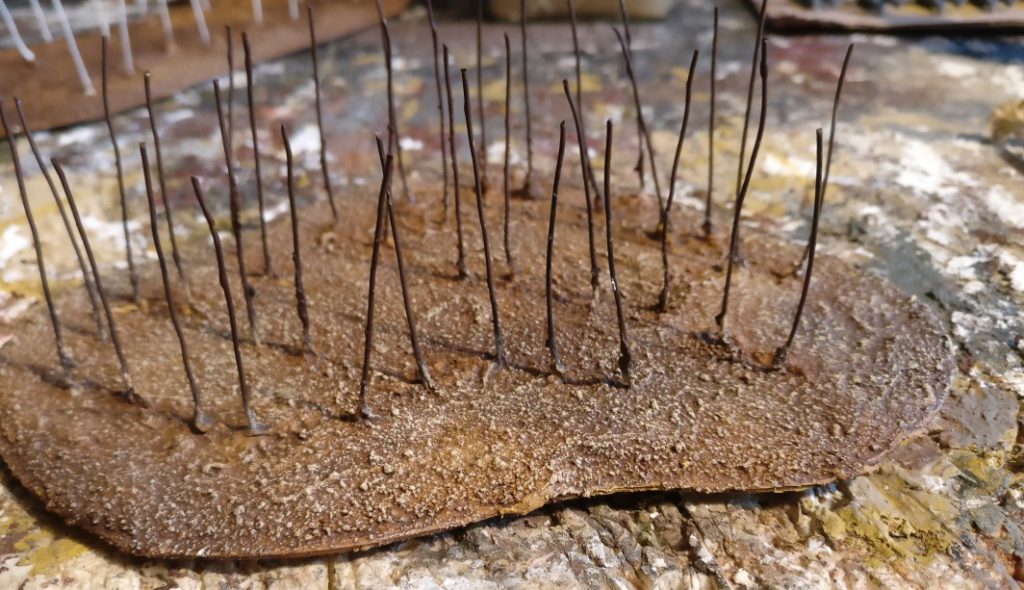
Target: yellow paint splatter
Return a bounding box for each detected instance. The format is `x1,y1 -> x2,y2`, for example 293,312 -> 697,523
992,99 -> 1024,142
544,72 -> 602,97
353,54 -> 381,68
483,79 -> 508,102
805,468 -> 957,567
0,499 -> 40,540
670,66 -> 693,86
401,97 -> 421,122
396,78 -> 424,98
14,528 -> 89,577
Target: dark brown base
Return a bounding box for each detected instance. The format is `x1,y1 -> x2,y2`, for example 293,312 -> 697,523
0,185 -> 953,558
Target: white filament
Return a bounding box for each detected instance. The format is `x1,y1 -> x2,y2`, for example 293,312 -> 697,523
115,0 -> 133,73
95,0 -> 110,37
156,0 -> 173,45
189,0 -> 209,45
51,0 -> 94,94
288,0 -> 298,20
27,0 -> 53,42
251,0 -> 262,24
0,0 -> 36,62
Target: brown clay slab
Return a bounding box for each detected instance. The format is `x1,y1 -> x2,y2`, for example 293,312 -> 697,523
0,186 -> 954,558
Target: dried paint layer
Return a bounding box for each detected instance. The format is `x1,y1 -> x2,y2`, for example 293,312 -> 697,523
0,187 -> 953,558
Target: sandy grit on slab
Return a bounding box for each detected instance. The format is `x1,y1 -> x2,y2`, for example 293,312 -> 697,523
0,186 -> 954,558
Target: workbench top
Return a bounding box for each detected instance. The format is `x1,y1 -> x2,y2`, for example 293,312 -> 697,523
0,0 -> 1022,587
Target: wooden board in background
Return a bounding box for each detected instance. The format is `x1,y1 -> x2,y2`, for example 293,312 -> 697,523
752,0 -> 1024,32
0,0 -> 410,136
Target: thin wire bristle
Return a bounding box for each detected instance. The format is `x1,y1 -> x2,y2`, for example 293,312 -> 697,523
503,33 -> 515,276
562,79 -> 600,292
616,0 -> 645,192
282,125 -> 316,357
545,121 -> 568,375
242,31 -> 273,277
144,71 -> 192,304
613,27 -> 663,217
139,144 -> 206,428
703,7 -> 718,238
567,0 -> 601,200
213,79 -> 260,345
774,128 -> 825,369
463,68 -> 508,368
716,38 -> 770,340
476,0 -> 488,187
53,161 -> 138,407
358,151 -> 395,420
443,45 -> 468,279
603,119 -> 632,386
658,50 -> 699,312
191,177 -> 266,435
225,26 -> 235,163
374,136 -> 436,392
103,37 -> 140,303
794,43 -> 854,272
518,0 -> 535,197
308,5 -> 339,222
15,99 -> 105,340
426,0 -> 449,213
375,0 -> 411,201
0,100 -> 74,372
735,0 -> 768,200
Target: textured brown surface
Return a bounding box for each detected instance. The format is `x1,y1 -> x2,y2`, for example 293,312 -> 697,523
0,182 -> 953,559
0,0 -> 409,137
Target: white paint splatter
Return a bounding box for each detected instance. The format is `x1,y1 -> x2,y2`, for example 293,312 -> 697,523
1000,251 -> 1024,293
0,226 -> 29,269
162,109 -> 195,125
984,185 -> 1024,229
733,569 -> 755,588
486,141 -> 520,167
852,204 -> 898,242
952,311 -> 993,341
851,33 -> 898,47
399,137 -> 423,151
762,153 -> 814,178
946,254 -> 982,281
894,140 -> 973,197
392,56 -> 411,71
936,59 -> 977,79
716,60 -> 743,80
1002,368 -> 1024,399
992,63 -> 1024,97
256,60 -> 286,76
557,56 -> 576,69
55,124 -> 100,147
964,281 -> 985,295
0,556 -> 32,589
917,217 -> 962,264
263,200 -> 289,223
83,215 -> 139,246
920,473 -> 950,494
287,125 -> 321,154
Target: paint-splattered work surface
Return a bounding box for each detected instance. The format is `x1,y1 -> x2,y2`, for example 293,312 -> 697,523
0,0 -> 1023,587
